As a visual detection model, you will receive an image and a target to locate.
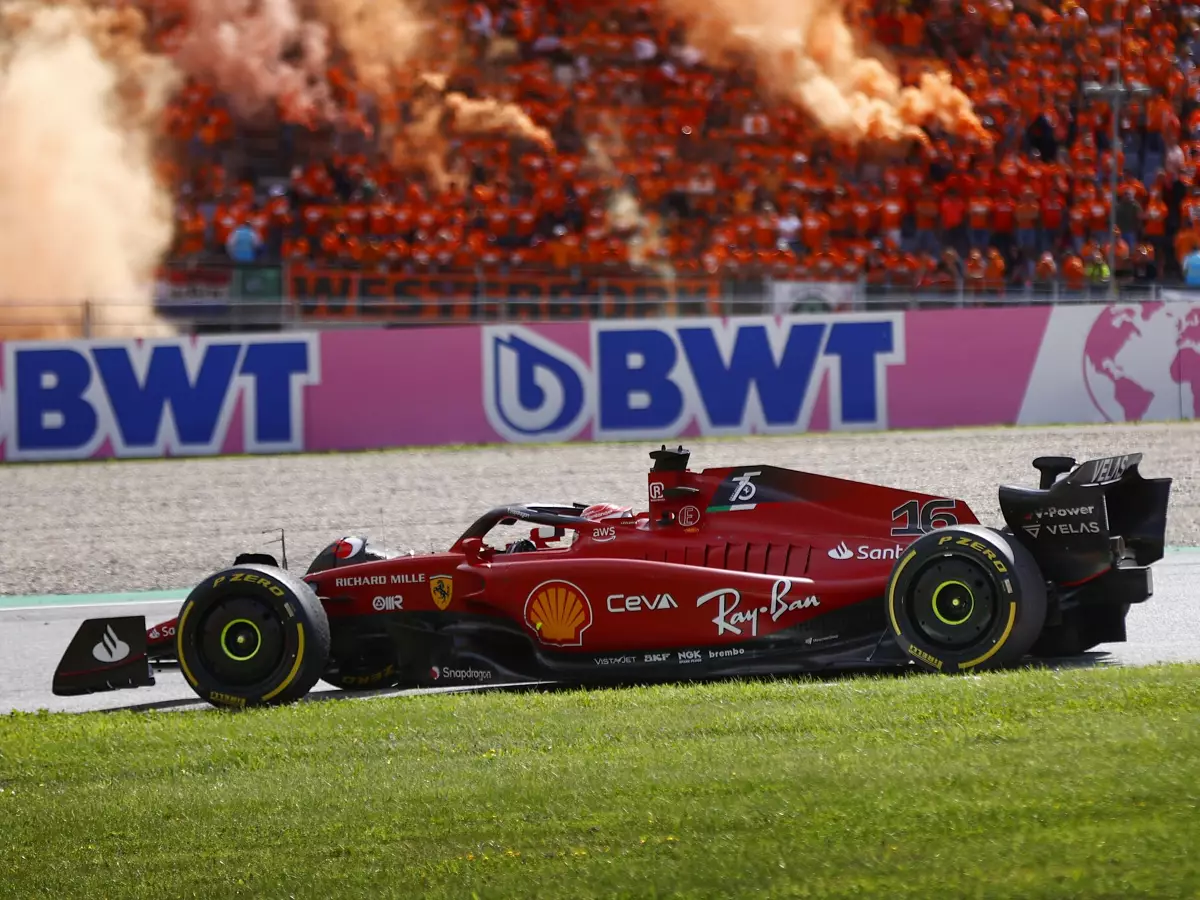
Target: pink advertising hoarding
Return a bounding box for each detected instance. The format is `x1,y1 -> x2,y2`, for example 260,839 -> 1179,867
0,302 -> 1196,462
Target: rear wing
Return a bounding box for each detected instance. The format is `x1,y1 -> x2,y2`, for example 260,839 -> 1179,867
999,453 -> 1171,585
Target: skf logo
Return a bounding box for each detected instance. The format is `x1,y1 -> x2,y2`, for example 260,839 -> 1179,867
430,575 -> 453,610
828,542 -> 854,560
524,580 -> 594,647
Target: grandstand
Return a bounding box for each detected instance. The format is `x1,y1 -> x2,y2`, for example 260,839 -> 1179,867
65,0 -> 1200,325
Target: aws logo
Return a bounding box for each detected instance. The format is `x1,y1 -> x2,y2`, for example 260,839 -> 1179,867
482,318 -> 903,444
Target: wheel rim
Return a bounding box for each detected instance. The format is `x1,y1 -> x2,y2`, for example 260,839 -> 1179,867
219,619 -> 263,661
194,597 -> 286,687
931,581 -> 974,626
907,558 -> 997,649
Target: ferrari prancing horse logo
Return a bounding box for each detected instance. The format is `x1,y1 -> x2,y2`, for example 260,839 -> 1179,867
431,575 -> 453,610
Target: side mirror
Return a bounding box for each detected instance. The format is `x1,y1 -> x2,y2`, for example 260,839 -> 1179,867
460,537 -> 486,561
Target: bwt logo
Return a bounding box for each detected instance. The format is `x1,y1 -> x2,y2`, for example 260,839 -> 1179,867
483,317 -> 904,442
0,335 -> 320,461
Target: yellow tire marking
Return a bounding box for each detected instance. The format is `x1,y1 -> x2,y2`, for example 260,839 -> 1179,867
261,623 -> 305,701
887,550 -> 918,636
177,602 -> 198,688
960,601 -> 1017,669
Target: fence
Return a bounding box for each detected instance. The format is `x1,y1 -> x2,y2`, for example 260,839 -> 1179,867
0,262 -> 1195,339
2,300 -> 1196,463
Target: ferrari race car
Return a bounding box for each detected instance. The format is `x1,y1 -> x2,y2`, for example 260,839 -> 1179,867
54,446 -> 1171,709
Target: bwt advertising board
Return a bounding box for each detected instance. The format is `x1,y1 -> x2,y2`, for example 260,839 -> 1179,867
0,302 -> 1196,462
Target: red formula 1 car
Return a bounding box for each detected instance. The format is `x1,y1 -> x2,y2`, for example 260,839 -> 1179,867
54,446 -> 1171,709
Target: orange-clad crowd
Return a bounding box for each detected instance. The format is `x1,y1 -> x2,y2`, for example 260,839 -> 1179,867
162,0 -> 1200,292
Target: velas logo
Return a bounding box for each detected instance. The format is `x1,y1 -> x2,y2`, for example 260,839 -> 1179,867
524,579 -> 594,647
481,317 -> 904,444
1081,303 -> 1200,422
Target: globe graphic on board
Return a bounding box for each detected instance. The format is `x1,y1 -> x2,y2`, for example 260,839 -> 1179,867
1082,302 -> 1200,422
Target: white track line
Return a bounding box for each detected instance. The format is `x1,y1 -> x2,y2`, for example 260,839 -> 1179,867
0,598 -> 185,614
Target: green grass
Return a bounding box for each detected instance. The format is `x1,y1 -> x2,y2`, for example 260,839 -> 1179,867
2,666 -> 1199,899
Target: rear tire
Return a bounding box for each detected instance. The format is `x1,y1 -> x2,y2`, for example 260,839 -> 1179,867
176,564 -> 331,709
885,525 -> 1047,674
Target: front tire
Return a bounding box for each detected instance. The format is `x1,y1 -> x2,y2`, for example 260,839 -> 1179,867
176,564 -> 331,709
885,525 -> 1047,674
322,639 -> 401,691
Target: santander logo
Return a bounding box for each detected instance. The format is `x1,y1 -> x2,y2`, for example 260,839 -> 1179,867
828,542 -> 854,560
92,625 -> 130,663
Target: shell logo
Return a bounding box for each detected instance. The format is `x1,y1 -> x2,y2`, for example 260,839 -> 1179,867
524,580 -> 594,647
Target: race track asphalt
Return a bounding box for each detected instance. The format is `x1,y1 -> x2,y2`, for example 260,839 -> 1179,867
3,547 -> 1197,714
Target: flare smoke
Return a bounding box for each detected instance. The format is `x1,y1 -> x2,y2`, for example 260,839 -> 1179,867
586,114 -> 675,282
391,73 -> 555,192
658,0 -> 990,146
0,0 -> 179,340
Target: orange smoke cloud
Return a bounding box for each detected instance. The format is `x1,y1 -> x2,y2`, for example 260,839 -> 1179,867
171,1 -> 553,186
314,0 -> 430,98
658,0 -> 991,147
390,72 -> 555,192
171,0 -> 437,125
585,113 -> 675,280
171,0 -> 334,122
0,0 -> 179,341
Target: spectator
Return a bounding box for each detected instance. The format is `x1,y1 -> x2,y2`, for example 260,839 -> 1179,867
1116,188 -> 1143,247
1085,249 -> 1111,287
1034,252 -> 1058,290
1183,244 -> 1200,285
145,0 -> 1200,298
226,222 -> 262,264
1132,244 -> 1159,284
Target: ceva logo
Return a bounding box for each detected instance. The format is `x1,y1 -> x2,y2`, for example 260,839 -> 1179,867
483,316 -> 904,443
828,542 -> 854,560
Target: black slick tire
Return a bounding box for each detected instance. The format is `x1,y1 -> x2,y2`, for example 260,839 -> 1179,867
885,525 -> 1047,674
175,564 -> 331,709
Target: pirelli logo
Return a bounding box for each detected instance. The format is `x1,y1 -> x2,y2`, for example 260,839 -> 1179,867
908,644 -> 944,670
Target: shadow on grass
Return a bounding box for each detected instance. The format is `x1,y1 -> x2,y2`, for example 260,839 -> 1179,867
94,650 -> 1116,715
